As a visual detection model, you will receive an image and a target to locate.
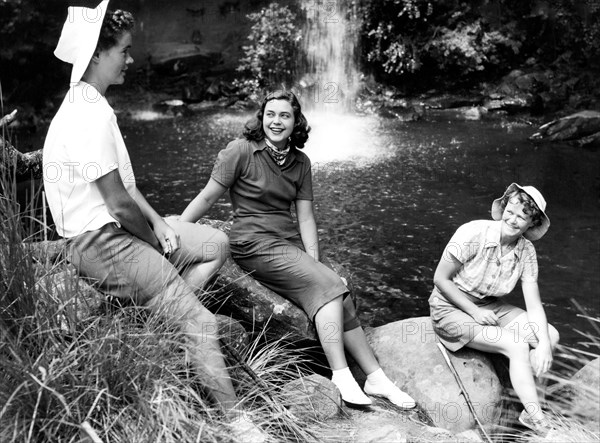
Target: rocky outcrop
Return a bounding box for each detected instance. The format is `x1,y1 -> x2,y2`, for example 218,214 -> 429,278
283,374 -> 342,420
353,317 -> 503,434
530,110 -> 600,148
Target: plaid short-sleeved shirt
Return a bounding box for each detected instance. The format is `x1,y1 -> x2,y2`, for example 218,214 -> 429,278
442,220 -> 538,299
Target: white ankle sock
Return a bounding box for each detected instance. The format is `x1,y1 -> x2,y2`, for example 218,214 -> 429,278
331,367 -> 372,406
366,368 -> 387,383
364,368 -> 416,409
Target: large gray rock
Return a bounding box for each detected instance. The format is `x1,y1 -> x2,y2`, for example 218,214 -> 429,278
530,110 -> 600,147
283,374 -> 342,420
358,317 -> 503,434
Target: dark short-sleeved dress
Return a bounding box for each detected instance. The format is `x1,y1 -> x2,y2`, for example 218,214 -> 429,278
211,138 -> 359,330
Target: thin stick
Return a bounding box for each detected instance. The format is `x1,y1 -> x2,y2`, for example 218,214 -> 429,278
437,343 -> 493,443
42,190 -> 48,242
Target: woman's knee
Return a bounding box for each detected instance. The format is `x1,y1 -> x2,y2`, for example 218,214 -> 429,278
207,229 -> 229,264
506,339 -> 531,361
548,323 -> 560,348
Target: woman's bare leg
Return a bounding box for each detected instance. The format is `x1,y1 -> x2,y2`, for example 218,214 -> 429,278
468,326 -> 545,422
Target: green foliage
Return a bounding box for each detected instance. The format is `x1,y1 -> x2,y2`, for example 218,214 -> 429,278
237,2 -> 303,92
361,0 -> 433,76
428,20 -> 522,75
357,0 -> 600,88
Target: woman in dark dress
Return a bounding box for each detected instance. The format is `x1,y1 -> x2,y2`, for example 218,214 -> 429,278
181,90 -> 416,408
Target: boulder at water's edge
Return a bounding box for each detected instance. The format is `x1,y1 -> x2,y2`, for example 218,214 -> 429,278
359,317 -> 504,433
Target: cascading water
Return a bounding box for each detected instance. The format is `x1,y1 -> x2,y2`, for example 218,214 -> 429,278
300,1 -> 360,113
300,2 -> 378,163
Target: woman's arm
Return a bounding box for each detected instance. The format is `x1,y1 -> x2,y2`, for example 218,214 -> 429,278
522,280 -> 553,376
433,256 -> 499,325
134,188 -> 180,253
96,170 -> 161,251
180,178 -> 228,223
296,199 -> 319,261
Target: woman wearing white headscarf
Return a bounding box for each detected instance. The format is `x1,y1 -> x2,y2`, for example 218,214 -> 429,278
43,2 -> 264,440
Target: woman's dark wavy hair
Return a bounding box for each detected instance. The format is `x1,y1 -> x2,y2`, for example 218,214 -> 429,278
96,9 -> 135,52
501,190 -> 543,227
243,90 -> 311,149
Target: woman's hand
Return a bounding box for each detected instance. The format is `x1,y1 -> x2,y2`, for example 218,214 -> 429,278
471,308 -> 499,326
531,340 -> 553,377
153,219 -> 180,255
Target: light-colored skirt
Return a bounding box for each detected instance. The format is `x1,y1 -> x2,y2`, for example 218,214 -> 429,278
429,287 -> 524,351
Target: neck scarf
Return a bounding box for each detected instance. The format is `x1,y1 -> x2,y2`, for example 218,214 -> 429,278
265,138 -> 290,166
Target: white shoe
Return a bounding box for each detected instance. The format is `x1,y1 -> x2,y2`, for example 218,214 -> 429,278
331,375 -> 372,406
363,378 -> 416,409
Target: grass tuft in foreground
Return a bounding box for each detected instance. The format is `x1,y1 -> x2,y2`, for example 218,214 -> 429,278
0,137 -> 324,442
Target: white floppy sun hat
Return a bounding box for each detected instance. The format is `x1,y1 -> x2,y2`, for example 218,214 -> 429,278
491,183 -> 550,241
54,0 -> 110,84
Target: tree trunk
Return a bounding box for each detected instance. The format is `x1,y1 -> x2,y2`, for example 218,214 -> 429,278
0,135 -> 43,181
1,110 -> 43,181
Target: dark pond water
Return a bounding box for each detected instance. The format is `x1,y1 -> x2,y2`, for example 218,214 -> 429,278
116,109 -> 599,351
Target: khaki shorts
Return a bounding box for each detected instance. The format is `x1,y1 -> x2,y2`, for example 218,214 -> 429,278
68,221 -> 226,305
429,288 -> 524,351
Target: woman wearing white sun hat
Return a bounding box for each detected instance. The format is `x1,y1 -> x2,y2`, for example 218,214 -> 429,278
429,183 -> 560,435
42,2 -> 264,440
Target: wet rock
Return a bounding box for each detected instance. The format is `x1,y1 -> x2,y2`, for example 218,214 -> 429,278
149,42 -> 222,75
283,374 -> 342,420
574,131 -> 600,148
423,94 -> 485,110
354,317 -> 503,433
483,96 -> 532,114
378,106 -> 422,122
495,69 -> 550,96
442,106 -> 488,121
152,99 -> 192,116
483,68 -> 554,113
530,110 -> 600,147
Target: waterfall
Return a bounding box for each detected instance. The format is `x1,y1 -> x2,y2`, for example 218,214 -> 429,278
301,1 -> 360,112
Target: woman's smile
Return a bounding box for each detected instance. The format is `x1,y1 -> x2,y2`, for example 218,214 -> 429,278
263,99 -> 295,149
